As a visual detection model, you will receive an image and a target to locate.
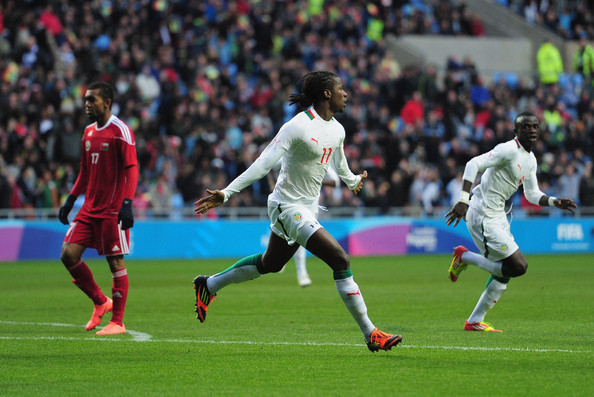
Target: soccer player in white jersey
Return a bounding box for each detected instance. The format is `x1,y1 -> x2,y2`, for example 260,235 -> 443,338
193,71 -> 402,352
290,165 -> 340,287
445,111 -> 577,332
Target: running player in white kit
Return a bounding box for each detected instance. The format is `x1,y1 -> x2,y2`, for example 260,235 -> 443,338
292,165 -> 340,287
445,111 -> 577,332
192,71 -> 402,352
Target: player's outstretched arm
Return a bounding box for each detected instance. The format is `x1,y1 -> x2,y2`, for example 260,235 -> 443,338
553,198 -> 578,214
446,180 -> 473,227
352,170 -> 368,195
445,202 -> 468,227
194,189 -> 225,215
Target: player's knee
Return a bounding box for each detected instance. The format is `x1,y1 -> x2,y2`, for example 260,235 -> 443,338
60,249 -> 70,265
328,250 -> 350,271
259,257 -> 286,274
60,246 -> 78,267
505,261 -> 528,277
264,264 -> 285,274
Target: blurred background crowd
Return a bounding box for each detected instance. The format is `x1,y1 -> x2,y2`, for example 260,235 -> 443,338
0,0 -> 593,220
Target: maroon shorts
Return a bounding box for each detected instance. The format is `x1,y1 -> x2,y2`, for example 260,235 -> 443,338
64,213 -> 130,256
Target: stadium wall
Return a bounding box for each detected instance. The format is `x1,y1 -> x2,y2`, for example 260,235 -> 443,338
1,217 -> 593,262
394,35 -> 534,85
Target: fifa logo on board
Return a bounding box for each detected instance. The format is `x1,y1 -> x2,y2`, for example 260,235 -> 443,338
557,224 -> 584,241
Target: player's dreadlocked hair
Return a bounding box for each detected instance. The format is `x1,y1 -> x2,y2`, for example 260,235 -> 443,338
88,81 -> 115,109
288,71 -> 339,109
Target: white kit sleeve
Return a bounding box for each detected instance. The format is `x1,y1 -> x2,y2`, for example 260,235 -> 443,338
220,134 -> 289,202
463,143 -> 509,183
522,167 -> 545,205
332,141 -> 361,190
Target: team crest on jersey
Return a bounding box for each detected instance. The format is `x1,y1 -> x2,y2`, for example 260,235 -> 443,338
85,141 -> 91,151
500,243 -> 508,251
293,212 -> 303,222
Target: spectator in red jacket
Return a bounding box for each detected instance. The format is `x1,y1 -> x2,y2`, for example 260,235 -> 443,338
400,91 -> 424,127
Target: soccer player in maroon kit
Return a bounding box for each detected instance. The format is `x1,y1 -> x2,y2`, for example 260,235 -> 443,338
58,82 -> 138,335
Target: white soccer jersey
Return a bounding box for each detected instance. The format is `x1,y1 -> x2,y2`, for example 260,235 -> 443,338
222,107 -> 361,204
463,138 -> 545,216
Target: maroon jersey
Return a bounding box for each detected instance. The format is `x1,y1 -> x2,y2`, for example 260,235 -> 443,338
75,115 -> 137,218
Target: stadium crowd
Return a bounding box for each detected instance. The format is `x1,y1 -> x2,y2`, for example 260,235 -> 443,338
499,0 -> 594,40
0,0 -> 593,220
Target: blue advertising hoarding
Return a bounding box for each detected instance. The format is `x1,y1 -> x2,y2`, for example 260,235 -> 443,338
1,217 -> 593,261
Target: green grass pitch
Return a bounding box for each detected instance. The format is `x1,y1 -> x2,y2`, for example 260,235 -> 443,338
1,254 -> 593,396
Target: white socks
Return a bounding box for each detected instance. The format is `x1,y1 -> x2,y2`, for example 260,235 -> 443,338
462,251 -> 504,277
207,265 -> 261,294
335,276 -> 375,339
294,247 -> 309,279
467,278 -> 508,323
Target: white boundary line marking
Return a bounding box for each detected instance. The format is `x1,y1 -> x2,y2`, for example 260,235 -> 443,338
0,320 -> 151,341
0,321 -> 589,354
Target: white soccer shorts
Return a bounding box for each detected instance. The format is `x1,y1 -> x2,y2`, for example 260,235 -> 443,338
466,205 -> 519,262
267,196 -> 322,247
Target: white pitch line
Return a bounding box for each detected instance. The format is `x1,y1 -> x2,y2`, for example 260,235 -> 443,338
0,321 -> 589,354
400,344 -> 588,354
133,339 -> 590,354
0,320 -> 151,342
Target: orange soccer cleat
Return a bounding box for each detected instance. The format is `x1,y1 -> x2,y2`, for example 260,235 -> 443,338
193,275 -> 216,323
449,246 -> 469,282
464,321 -> 502,332
96,322 -> 126,335
85,297 -> 113,331
367,327 -> 403,352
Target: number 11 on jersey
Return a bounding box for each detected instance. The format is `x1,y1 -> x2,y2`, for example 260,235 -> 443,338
320,147 -> 332,163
